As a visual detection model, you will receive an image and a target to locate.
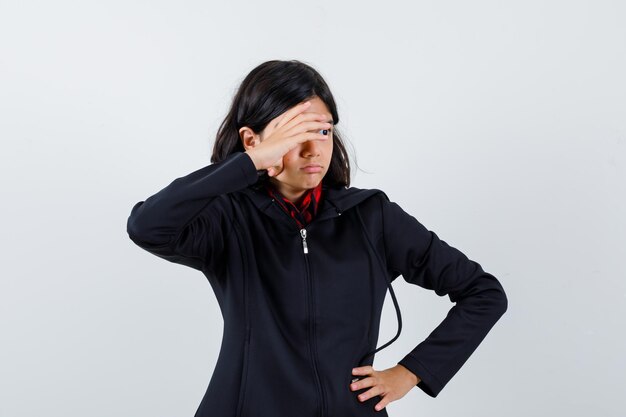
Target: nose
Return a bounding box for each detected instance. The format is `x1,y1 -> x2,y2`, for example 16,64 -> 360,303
301,137 -> 322,157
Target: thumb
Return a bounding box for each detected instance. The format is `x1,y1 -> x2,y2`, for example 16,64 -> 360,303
268,157 -> 283,177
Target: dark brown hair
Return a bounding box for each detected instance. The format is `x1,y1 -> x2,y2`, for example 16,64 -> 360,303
210,59 -> 353,188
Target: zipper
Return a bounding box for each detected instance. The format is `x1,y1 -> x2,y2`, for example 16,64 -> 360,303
302,240 -> 326,417
300,228 -> 308,253
270,199 -> 331,417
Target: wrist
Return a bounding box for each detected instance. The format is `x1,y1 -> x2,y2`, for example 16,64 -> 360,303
244,149 -> 261,170
397,364 -> 420,385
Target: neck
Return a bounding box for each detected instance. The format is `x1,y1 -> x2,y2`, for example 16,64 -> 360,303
269,179 -> 318,205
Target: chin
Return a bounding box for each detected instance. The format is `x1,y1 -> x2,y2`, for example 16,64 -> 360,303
302,173 -> 324,182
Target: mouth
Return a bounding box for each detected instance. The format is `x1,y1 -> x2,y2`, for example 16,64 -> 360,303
301,164 -> 323,173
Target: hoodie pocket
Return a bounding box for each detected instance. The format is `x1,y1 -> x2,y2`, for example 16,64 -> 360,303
235,326 -> 252,417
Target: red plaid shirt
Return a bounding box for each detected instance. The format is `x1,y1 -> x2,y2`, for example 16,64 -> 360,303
264,181 -> 324,229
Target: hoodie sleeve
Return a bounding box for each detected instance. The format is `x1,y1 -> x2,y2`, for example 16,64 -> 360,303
126,151 -> 260,272
379,197 -> 508,398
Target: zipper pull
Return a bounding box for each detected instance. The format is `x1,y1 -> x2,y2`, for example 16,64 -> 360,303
300,228 -> 308,254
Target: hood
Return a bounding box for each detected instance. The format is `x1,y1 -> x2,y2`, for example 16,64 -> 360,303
240,179 -> 389,222
324,184 -> 389,212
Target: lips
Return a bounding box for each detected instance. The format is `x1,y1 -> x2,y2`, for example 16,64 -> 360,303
301,164 -> 322,173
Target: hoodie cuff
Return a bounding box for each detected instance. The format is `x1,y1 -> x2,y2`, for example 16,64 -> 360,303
398,355 -> 444,398
231,151 -> 262,188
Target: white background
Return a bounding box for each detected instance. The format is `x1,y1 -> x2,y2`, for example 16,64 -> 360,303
1,1 -> 625,416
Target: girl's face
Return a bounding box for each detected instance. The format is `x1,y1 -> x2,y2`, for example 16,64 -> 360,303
263,96 -> 334,203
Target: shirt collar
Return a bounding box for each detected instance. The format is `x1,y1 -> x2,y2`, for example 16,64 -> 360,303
265,180 -> 323,210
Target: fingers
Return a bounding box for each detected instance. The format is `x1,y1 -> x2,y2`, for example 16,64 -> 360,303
374,397 -> 391,412
255,102 -> 331,172
274,101 -> 312,130
351,376 -> 391,412
350,365 -> 376,390
352,365 -> 374,376
356,383 -> 385,403
350,366 -> 390,411
284,120 -> 332,137
263,104 -> 329,149
349,365 -> 415,412
351,376 -> 388,411
350,375 -> 376,392
283,110 -> 329,132
291,130 -> 332,147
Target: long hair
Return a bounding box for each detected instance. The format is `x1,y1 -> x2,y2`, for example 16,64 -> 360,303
210,59 -> 353,188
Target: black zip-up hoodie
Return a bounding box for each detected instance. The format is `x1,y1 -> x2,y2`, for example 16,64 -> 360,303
126,151 -> 508,417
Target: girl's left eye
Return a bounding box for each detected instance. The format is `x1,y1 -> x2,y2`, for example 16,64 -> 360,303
318,128 -> 332,135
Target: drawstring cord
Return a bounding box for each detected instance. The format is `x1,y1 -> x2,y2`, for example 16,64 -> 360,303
353,203 -> 403,369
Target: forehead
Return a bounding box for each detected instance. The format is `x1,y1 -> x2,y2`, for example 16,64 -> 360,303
303,96 -> 333,122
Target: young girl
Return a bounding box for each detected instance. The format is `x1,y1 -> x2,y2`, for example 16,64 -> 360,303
127,59 -> 508,417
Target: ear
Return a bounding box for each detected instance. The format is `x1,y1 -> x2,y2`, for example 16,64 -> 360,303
239,126 -> 262,151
